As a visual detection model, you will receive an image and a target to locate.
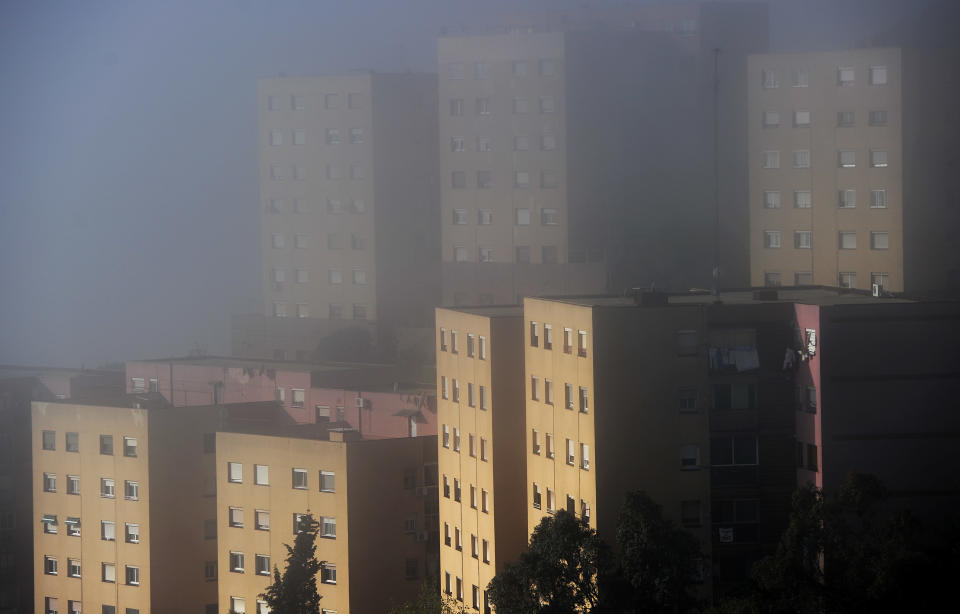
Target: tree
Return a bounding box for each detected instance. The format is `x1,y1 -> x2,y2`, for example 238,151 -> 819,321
616,491 -> 704,613
387,581 -> 468,614
487,510 -> 618,614
259,514 -> 325,614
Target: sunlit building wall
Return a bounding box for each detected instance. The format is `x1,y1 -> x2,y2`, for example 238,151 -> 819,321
435,306 -> 526,611
748,48 -> 904,292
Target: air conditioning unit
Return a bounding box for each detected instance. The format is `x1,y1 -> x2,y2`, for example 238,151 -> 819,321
416,531 -> 429,542
354,397 -> 370,408
872,283 -> 881,297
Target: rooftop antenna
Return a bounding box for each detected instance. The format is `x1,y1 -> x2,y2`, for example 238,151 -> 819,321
712,47 -> 721,298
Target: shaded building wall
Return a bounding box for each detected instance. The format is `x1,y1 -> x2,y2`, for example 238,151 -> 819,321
819,301 -> 960,521
346,436 -> 439,613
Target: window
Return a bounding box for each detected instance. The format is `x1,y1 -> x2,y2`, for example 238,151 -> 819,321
541,171 -> 559,189
468,383 -> 475,408
472,585 -> 480,609
350,164 -> 364,179
529,321 -> 539,346
326,164 -> 342,179
871,149 -> 889,168
564,383 -> 573,409
513,135 -> 530,151
539,96 -> 555,113
42,430 -> 56,450
764,230 -> 781,248
452,379 -> 460,403
228,462 -> 242,483
533,484 -> 542,509
761,69 -> 778,89
328,304 -> 342,319
546,433 -> 554,458
580,443 -> 590,470
714,382 -> 758,410
763,191 -> 780,208
838,110 -> 855,127
273,302 -> 287,318
453,428 -> 461,452
839,231 -> 857,250
542,245 -> 559,264
762,111 -> 779,127
480,437 -> 488,461
792,149 -> 810,168
680,445 -> 700,469
681,500 -> 702,527
792,68 -> 809,87
794,190 -> 812,209
531,376 -> 539,401
204,518 -> 216,539
350,127 -> 363,144
544,379 -> 554,404
871,272 -> 890,290
229,507 -> 244,528
292,468 -> 308,489
456,577 -> 463,602
838,66 -> 855,86
482,489 -> 489,513
204,560 -> 217,580
102,520 -> 116,541
328,268 -> 342,285
871,231 -> 889,250
320,516 -> 336,538
254,464 -> 269,486
869,110 -> 888,126
64,431 -> 79,452
451,172 -> 466,189
326,128 -> 341,145
579,387 -> 589,413
679,387 -> 697,412
710,435 -> 759,466
327,198 -> 344,214
476,98 -> 491,116
578,330 -> 587,356
252,509 -> 270,531
839,271 -> 857,288
68,558 -> 81,577
532,429 -> 541,455
839,150 -> 856,168
839,189 -> 856,208
475,61 -> 489,79
125,565 -> 140,585
352,269 -> 366,285
450,98 -> 464,116
348,92 -> 362,109
100,434 -> 113,455
102,562 -> 116,583
479,247 -> 494,262
44,556 -> 58,575
870,65 -> 888,85
761,151 -> 780,169
764,272 -> 782,287
123,437 -> 138,457
450,136 -> 465,152
677,330 -> 698,356
100,478 -> 114,498
541,208 -> 559,225
794,231 -> 812,249
541,134 -> 557,150
470,486 -> 477,509
566,439 -> 575,465
794,110 -> 811,127
124,480 -> 139,500
270,165 -> 283,180
445,572 -> 452,594
546,489 -> 554,513
125,522 -> 139,543
539,58 -> 556,76
478,209 -> 493,225
795,271 -> 813,285
293,129 -> 306,145
513,61 -> 527,77
270,130 -> 283,146
43,472 -> 56,493
515,171 -> 530,187
230,598 -> 245,614
448,62 -> 464,79
483,538 -> 490,563
67,475 -> 80,494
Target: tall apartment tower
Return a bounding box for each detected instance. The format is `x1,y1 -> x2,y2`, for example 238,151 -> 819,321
748,48 -> 904,292
435,306 -> 526,611
240,73 -> 439,360
437,2 -> 768,305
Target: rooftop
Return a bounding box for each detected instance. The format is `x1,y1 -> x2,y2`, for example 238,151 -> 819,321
437,304 -> 523,318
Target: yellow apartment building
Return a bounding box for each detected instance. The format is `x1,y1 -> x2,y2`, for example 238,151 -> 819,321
435,306 -> 525,612
523,296 -> 712,578
33,402 -> 152,614
214,430 -> 438,614
748,48 -> 903,292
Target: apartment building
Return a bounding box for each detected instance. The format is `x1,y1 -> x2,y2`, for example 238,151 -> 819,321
522,288 -> 960,597
748,48 -> 904,292
214,431 -> 438,614
125,356 -> 437,438
523,295 -> 712,583
33,402 -> 152,614
437,2 -> 769,305
435,306 -> 526,612
250,72 -> 439,360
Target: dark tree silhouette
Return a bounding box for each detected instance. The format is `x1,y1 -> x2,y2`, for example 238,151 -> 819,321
259,514 -> 325,614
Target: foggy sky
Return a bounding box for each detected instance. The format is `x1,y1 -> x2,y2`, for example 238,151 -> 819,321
0,0 -> 928,368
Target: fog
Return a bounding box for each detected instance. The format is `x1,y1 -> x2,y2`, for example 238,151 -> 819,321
0,0 -> 937,367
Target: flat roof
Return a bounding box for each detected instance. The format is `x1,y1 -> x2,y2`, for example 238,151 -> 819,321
531,287 -> 917,309
437,304 -> 523,318
128,354 -> 392,372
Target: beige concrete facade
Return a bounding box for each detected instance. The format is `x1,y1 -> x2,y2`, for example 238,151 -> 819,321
436,306 -> 526,611
256,73 -> 439,358
522,297 -> 712,582
214,431 -> 438,614
748,48 -> 903,292
32,402 -> 152,614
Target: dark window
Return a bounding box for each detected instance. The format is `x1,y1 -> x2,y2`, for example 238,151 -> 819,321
99,435 -> 113,455
203,433 -> 216,454
42,430 -> 56,450
65,432 -> 79,452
